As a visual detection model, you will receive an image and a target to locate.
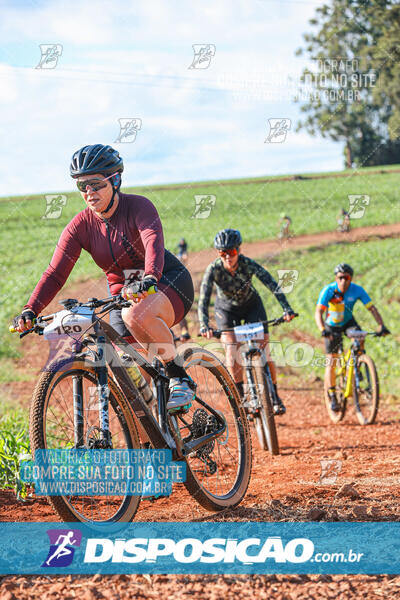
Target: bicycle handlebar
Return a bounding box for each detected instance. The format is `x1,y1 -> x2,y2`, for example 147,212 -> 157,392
8,291 -> 152,338
211,312 -> 299,339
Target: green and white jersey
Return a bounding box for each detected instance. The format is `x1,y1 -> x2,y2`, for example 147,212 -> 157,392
198,254 -> 293,328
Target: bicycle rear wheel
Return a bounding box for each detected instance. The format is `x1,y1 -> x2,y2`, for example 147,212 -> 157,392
353,354 -> 379,425
253,366 -> 279,455
175,347 -> 252,511
30,356 -> 141,523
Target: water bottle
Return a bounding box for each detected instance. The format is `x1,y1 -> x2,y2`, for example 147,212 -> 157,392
119,352 -> 155,405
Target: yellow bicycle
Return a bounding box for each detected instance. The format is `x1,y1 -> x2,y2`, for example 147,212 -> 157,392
324,329 -> 380,425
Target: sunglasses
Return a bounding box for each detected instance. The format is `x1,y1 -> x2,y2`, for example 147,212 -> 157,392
337,274 -> 351,281
76,172 -> 117,193
218,248 -> 238,257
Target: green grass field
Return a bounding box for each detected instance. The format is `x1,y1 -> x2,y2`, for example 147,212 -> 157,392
1,164 -> 399,389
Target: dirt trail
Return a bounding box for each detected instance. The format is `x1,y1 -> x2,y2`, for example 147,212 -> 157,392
2,222 -> 400,597
186,221 -> 400,276
2,384 -> 400,597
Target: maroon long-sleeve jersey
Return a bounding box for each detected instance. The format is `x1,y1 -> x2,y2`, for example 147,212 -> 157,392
26,192 -> 166,315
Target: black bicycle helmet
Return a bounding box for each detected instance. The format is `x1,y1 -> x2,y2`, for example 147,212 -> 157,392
334,263 -> 354,277
70,144 -> 124,178
214,228 -> 242,250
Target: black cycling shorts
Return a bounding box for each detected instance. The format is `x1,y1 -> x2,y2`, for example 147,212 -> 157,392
214,295 -> 268,333
324,317 -> 361,354
109,263 -> 194,341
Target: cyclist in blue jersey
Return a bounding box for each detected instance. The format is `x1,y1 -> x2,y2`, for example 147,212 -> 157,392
315,263 -> 389,412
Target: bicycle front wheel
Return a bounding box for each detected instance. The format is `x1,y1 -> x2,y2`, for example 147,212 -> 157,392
176,346 -> 252,511
253,366 -> 279,455
30,356 -> 141,523
324,370 -> 347,423
353,354 -> 379,425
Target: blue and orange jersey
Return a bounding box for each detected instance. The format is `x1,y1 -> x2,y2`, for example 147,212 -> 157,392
317,282 -> 373,327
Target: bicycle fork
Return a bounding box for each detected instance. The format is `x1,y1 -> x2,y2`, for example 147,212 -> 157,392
95,335 -> 113,448
243,343 -> 263,413
72,334 -> 112,449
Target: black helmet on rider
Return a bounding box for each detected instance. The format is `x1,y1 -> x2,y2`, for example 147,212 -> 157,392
334,263 -> 354,277
70,144 -> 124,213
70,144 -> 123,179
214,229 -> 242,250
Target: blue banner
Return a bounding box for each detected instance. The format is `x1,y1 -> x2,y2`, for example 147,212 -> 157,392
1,523 -> 400,574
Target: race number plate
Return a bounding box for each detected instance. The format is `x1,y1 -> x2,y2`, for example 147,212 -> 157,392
233,322 -> 264,342
43,307 -> 94,340
345,328 -> 367,340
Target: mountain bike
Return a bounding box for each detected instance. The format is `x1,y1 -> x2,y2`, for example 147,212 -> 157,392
213,314 -> 298,455
324,328 -> 380,425
278,227 -> 293,241
10,294 -> 252,523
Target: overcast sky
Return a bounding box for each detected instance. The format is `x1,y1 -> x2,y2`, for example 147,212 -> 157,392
0,0 -> 342,196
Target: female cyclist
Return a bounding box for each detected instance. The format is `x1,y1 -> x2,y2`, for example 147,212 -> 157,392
13,144 -> 195,412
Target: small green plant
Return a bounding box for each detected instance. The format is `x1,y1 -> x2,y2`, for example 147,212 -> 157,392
0,411 -> 31,499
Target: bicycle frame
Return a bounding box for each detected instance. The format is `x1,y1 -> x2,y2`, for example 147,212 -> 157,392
29,298 -> 227,462
93,319 -> 227,459
213,315 -> 298,406
336,346 -> 354,399
337,338 -> 367,399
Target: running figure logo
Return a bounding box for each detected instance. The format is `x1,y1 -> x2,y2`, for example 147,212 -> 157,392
123,268 -> 145,286
115,118 -> 142,143
43,336 -> 74,371
35,44 -> 63,69
319,459 -> 342,485
347,195 -> 370,219
188,44 -> 216,69
264,119 -> 291,143
42,195 -> 67,219
42,529 -> 82,567
191,195 -> 216,219
276,270 -> 299,294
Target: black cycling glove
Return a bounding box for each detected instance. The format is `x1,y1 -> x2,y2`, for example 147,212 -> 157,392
126,275 -> 158,297
321,329 -> 331,338
200,326 -> 212,335
377,325 -> 390,337
13,309 -> 36,329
